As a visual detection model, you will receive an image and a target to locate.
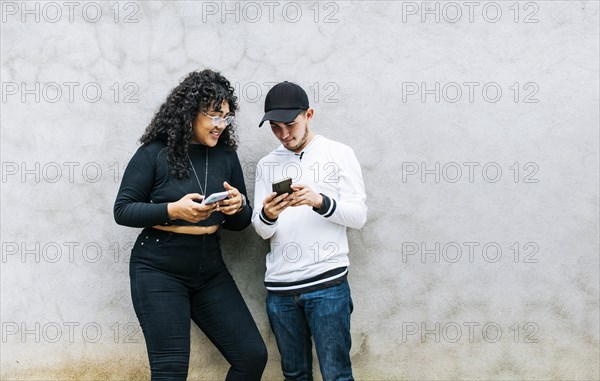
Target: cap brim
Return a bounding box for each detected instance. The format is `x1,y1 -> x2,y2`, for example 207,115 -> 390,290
259,109 -> 304,127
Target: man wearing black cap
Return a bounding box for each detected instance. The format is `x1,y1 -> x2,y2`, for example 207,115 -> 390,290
252,81 -> 367,381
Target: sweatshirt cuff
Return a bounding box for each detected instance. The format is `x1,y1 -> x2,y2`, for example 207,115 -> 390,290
260,208 -> 278,225
313,193 -> 336,217
223,202 -> 252,231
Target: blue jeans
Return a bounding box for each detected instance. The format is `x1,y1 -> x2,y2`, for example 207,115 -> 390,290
266,280 -> 354,381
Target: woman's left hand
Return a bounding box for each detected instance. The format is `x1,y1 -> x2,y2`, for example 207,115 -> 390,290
218,181 -> 244,215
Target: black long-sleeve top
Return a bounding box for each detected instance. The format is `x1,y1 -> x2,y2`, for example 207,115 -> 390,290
113,140 -> 252,231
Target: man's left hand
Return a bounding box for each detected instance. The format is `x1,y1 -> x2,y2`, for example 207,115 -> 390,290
288,184 -> 323,209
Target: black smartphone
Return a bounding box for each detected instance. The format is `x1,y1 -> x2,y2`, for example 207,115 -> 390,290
272,177 -> 293,196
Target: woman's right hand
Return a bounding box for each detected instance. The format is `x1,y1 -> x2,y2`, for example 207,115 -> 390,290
167,193 -> 218,223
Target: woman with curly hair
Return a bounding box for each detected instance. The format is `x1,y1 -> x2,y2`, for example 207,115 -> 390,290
114,69 -> 267,380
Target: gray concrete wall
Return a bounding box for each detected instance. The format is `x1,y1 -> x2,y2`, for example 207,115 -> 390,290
1,1 -> 598,380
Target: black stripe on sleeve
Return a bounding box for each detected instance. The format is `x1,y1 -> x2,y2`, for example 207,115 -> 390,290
260,208 -> 277,225
313,193 -> 332,215
324,198 -> 337,218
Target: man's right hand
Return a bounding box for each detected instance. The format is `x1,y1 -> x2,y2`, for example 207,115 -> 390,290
262,192 -> 292,220
167,193 -> 218,223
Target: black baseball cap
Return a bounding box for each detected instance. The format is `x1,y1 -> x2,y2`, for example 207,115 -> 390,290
259,81 -> 309,127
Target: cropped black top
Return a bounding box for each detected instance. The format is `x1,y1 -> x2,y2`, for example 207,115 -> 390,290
113,140 -> 252,231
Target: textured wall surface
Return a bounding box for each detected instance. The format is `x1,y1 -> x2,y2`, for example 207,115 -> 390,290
1,1 -> 598,380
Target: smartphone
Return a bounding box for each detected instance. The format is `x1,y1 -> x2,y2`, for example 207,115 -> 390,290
272,178 -> 293,196
199,191 -> 230,205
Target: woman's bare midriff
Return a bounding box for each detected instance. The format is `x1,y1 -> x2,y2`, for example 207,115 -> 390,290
152,224 -> 220,235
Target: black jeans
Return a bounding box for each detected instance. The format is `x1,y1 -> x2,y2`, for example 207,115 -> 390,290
129,227 -> 267,381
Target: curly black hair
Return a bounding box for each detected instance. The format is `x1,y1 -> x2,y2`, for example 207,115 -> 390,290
139,69 -> 239,180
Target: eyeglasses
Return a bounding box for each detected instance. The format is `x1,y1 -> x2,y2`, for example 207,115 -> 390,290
201,111 -> 235,127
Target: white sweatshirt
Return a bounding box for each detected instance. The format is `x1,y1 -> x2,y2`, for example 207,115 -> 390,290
252,135 -> 367,293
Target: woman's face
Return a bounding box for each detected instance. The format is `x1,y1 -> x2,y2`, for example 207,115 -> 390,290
190,101 -> 231,147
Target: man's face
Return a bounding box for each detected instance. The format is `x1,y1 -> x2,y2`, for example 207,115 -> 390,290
269,109 -> 314,153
